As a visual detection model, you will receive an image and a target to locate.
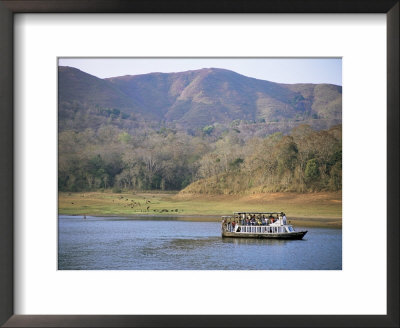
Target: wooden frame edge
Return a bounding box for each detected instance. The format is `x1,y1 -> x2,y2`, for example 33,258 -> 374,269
0,0 -> 14,327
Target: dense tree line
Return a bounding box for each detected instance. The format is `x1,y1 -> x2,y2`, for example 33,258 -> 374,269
182,124 -> 341,194
58,122 -> 341,194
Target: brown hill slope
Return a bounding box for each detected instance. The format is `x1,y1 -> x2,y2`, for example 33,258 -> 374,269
59,66 -> 342,130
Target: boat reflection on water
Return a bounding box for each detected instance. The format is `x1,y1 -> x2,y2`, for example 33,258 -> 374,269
221,236 -> 307,246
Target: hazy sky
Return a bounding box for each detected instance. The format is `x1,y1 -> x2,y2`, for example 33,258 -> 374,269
58,58 -> 342,86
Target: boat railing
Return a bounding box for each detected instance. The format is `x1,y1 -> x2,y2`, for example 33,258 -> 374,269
224,225 -> 288,234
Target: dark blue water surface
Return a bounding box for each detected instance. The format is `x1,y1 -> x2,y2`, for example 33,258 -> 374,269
58,216 -> 342,270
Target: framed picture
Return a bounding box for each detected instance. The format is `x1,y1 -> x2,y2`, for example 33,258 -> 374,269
57,56 -> 343,272
0,0 -> 398,327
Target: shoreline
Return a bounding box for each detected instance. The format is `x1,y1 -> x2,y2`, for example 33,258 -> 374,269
58,213 -> 342,229
58,191 -> 342,228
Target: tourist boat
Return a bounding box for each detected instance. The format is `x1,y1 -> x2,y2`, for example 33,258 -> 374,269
221,212 -> 307,239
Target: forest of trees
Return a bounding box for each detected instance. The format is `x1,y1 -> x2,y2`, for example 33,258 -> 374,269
58,121 -> 342,194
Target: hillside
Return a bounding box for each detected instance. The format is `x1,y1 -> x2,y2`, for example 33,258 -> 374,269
58,66 -> 342,194
180,124 -> 342,195
59,66 -> 342,132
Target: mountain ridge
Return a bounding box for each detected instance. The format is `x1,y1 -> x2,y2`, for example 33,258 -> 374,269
58,66 -> 342,131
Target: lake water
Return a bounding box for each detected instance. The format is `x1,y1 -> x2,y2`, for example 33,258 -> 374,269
58,216 -> 342,270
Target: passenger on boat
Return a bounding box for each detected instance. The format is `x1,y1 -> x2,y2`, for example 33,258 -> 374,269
283,213 -> 287,225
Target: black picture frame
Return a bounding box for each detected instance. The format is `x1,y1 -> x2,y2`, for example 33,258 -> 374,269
0,1 -> 398,327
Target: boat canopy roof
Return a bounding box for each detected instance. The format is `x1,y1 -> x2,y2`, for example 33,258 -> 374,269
233,212 -> 284,215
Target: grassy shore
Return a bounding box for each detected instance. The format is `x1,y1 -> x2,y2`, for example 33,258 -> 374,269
58,191 -> 342,228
